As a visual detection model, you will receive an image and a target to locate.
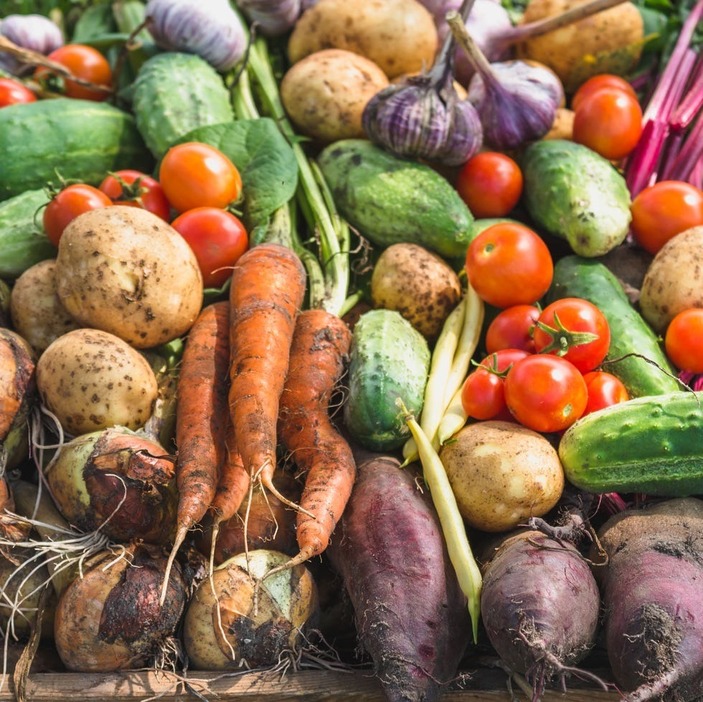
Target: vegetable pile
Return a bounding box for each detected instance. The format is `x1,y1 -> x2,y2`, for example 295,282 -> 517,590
1,1 -> 703,701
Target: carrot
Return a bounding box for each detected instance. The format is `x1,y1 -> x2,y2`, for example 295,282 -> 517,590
160,300 -> 231,603
227,242 -> 306,509
265,308 -> 355,577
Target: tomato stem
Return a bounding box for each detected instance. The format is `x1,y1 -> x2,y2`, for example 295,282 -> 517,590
534,313 -> 599,357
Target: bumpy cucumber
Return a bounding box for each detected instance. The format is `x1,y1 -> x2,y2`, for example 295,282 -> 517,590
546,255 -> 679,398
521,140 -> 631,257
317,139 -> 474,259
132,52 -> 234,159
559,391 -> 703,496
344,308 -> 430,451
0,98 -> 151,201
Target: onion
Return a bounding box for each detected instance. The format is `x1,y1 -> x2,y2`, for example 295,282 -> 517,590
236,0 -> 301,37
0,14 -> 63,75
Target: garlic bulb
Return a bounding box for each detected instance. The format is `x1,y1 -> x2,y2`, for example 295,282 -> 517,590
236,0 -> 301,37
0,14 -> 63,75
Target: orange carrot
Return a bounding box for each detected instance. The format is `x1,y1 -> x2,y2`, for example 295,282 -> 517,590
268,308 -> 356,575
227,242 -> 306,509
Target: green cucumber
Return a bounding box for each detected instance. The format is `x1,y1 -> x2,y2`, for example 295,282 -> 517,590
546,255 -> 680,398
344,308 -> 430,451
0,98 -> 152,202
0,189 -> 55,279
317,139 -> 474,259
521,140 -> 631,257
559,391 -> 703,496
132,52 -> 234,159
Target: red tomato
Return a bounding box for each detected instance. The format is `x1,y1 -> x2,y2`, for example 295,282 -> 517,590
454,151 -> 523,218
630,180 -> 703,255
485,304 -> 540,354
461,367 -> 507,420
572,87 -> 643,161
582,371 -> 629,416
504,354 -> 588,433
532,297 -> 611,373
99,170 -> 171,221
159,142 -> 243,213
35,44 -> 112,101
465,223 -> 553,308
43,183 -> 112,247
664,308 -> 703,373
571,74 -> 637,112
171,207 -> 249,288
0,77 -> 37,107
479,348 -> 531,373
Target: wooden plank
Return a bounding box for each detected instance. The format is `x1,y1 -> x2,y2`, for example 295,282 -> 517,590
0,670 -> 620,702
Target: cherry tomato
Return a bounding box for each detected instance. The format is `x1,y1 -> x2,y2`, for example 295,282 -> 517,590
454,151 -> 523,218
630,180 -> 703,255
571,74 -> 637,112
159,142 -> 243,213
171,207 -> 249,288
664,308 -> 703,373
572,87 -> 643,161
0,77 -> 37,107
532,297 -> 611,373
479,348 -> 531,373
504,354 -> 588,433
485,304 -> 540,354
465,222 -> 553,308
35,44 -> 112,101
461,367 -> 507,420
99,170 -> 171,221
582,371 -> 629,416
43,183 -> 112,247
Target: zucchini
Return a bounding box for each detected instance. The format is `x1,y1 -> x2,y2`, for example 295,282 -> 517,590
559,391 -> 703,496
546,255 -> 680,398
344,308 -> 430,451
0,99 -> 152,202
317,139 -> 474,259
132,52 -> 234,159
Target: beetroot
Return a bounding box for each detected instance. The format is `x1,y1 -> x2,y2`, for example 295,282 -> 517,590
328,452 -> 471,702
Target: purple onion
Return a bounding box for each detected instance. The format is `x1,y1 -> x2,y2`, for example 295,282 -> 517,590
0,14 -> 64,75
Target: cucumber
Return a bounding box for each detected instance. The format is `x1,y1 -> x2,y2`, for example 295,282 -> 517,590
559,391 -> 703,496
0,99 -> 152,202
132,52 -> 234,159
546,255 -> 679,398
521,140 -> 631,257
317,139 -> 474,259
0,189 -> 55,279
344,308 -> 430,451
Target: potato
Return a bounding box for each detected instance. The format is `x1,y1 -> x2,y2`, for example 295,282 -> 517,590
516,0 -> 644,93
288,0 -> 438,80
543,107 -> 574,141
55,206 -> 203,349
370,243 -> 462,340
281,49 -> 389,143
36,328 -> 158,436
439,420 -> 564,533
9,259 -> 81,354
638,226 -> 703,333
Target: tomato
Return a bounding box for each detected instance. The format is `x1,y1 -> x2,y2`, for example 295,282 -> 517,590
570,74 -> 637,112
171,207 -> 249,288
504,354 -> 588,433
630,180 -> 703,255
35,44 -> 112,101
43,183 -> 112,247
572,87 -> 643,161
99,170 -> 171,221
532,297 -> 610,373
479,348 -> 531,373
0,77 -> 37,107
454,151 -> 523,218
461,367 -> 506,420
664,308 -> 703,373
159,142 -> 243,213
465,222 -> 553,308
582,371 -> 629,416
485,304 -> 540,354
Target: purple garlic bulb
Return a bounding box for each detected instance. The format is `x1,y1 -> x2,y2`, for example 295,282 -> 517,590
0,14 -> 64,75
236,0 -> 301,37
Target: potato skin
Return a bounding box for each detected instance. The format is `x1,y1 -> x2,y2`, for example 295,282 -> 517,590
281,49 -> 389,143
55,206 -> 203,349
288,0 -> 438,80
370,242 -> 462,340
36,328 -> 158,436
439,420 -> 564,532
